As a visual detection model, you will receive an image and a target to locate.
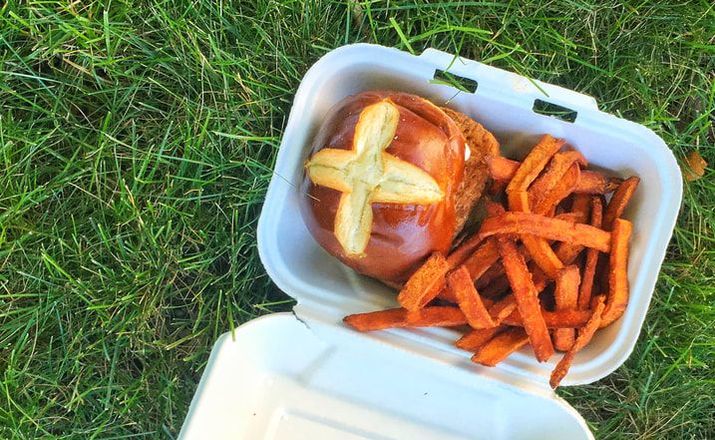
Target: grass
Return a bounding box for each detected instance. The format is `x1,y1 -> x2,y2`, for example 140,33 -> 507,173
0,0 -> 713,438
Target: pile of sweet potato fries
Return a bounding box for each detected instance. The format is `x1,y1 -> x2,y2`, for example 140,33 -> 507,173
344,135 -> 640,388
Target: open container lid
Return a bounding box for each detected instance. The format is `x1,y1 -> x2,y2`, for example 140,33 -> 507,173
180,44 -> 681,439
180,313 -> 591,439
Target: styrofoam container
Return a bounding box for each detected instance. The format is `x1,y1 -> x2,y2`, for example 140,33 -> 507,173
180,44 -> 682,439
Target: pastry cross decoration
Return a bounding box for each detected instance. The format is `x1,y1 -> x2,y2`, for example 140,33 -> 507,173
306,99 -> 444,256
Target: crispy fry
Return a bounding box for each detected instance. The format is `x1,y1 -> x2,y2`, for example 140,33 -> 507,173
447,266 -> 495,329
343,308 -> 407,331
486,155 -> 519,181
480,275 -> 512,298
603,176 -> 640,231
447,233 -> 484,269
502,308 -> 593,328
555,212 -> 587,223
508,189 -> 530,212
475,262 -> 504,289
461,238 -> 501,280
496,236 -> 554,362
471,327 -> 529,367
555,243 -> 583,267
552,195 -> 591,264
506,135 -> 565,198
489,178 -> 508,197
441,203 -> 506,302
480,297 -> 496,309
579,196 -> 603,310
580,172 -> 621,194
406,306 -> 469,327
569,194 -> 593,223
529,151 -> 587,208
508,150 -> 571,280
397,253 -> 450,311
488,156 -> 620,194
343,306 -> 470,331
480,212 -> 611,253
456,327 -> 504,352
436,288 -> 455,303
522,235 -> 564,279
476,246 -> 532,289
530,264 -> 549,292
550,296 -> 606,388
485,200 -> 507,218
487,294 -> 518,324
440,239 -> 500,302
532,163 -> 581,215
553,266 -> 581,351
603,175 -> 624,193
600,218 -> 632,327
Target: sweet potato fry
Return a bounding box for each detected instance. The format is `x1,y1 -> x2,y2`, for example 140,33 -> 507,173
603,176 -> 625,193
509,189 -> 531,212
440,239 -> 500,302
441,203 -> 505,302
511,152 -> 572,280
529,151 -> 587,208
532,163 -> 581,215
489,178 -> 508,196
579,196 -> 603,310
603,176 -> 640,231
555,212 -> 587,223
530,264 -> 549,292
447,233 -> 484,269
461,238 -> 501,280
398,253 -> 450,311
456,327 -> 504,352
476,246 -> 533,290
496,236 -> 554,362
521,235 -> 564,279
487,294 -> 518,324
343,308 -> 407,331
479,212 -> 611,253
406,306 -> 469,327
550,296 -> 606,388
552,194 -> 591,263
600,218 -> 632,327
343,306 -> 470,332
436,288 -> 456,304
553,266 -> 581,351
568,193 -> 593,223
485,200 -> 507,218
487,155 -> 519,181
471,327 -> 529,367
475,262 -> 504,289
506,135 -> 565,197
488,156 -> 620,194
506,135 -> 563,212
480,297 -> 496,309
447,266 -> 495,329
502,308 -> 593,328
555,244 -> 583,266
479,275 -> 512,298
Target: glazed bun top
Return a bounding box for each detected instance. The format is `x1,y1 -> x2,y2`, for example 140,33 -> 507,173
300,90 -> 466,285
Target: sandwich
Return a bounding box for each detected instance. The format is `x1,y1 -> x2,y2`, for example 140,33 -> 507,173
300,90 -> 498,286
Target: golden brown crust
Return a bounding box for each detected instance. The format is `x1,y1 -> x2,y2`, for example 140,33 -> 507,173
441,107 -> 500,232
300,91 -> 467,285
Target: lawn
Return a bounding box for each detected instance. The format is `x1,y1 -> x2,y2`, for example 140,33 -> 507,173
0,1 -> 713,438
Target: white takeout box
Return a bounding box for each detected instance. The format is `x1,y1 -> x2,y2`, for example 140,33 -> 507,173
180,44 -> 682,439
